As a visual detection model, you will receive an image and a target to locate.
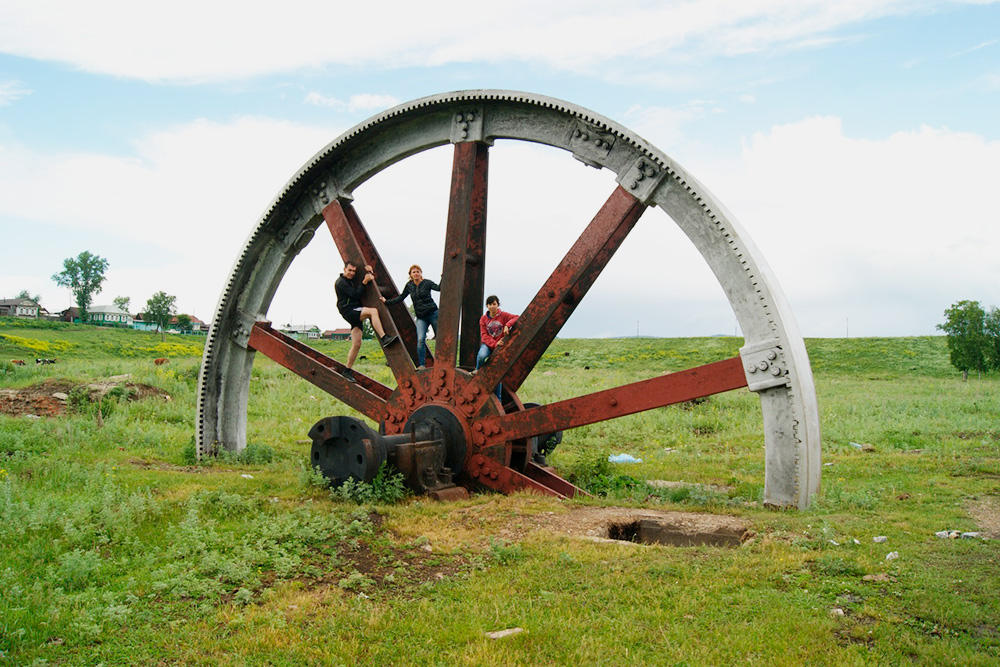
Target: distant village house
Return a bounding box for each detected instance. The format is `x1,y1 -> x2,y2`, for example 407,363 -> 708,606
281,324 -> 321,340
0,298 -> 40,318
323,328 -> 352,340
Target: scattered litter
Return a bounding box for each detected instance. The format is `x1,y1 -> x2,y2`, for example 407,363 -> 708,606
830,608 -> 845,617
849,442 -> 876,452
486,628 -> 524,640
829,540 -> 840,546
962,532 -> 981,539
240,474 -> 254,479
823,462 -> 834,467
873,536 -> 888,543
885,551 -> 899,561
608,454 -> 643,463
853,539 -> 861,545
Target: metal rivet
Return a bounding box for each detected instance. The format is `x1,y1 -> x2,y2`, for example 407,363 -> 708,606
757,361 -> 769,371
766,351 -> 777,361
630,181 -> 638,189
771,367 -> 782,377
746,364 -> 757,373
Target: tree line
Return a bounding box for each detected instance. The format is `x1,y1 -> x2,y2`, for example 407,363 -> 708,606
7,250 -> 190,341
938,300 -> 1000,380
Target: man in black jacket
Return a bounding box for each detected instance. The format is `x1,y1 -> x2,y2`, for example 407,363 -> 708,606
335,260 -> 397,382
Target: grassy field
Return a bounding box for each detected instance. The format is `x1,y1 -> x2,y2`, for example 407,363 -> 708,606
1,318 -> 998,665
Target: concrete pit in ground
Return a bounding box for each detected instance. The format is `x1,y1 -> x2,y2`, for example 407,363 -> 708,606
607,518 -> 748,547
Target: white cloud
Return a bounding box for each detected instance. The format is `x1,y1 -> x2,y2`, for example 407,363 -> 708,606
0,0 -> 958,82
0,116 -> 342,320
705,117 -> 1000,336
304,92 -> 400,112
0,79 -> 31,106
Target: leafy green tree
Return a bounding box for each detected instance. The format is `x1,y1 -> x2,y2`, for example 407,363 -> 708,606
937,300 -> 987,380
52,251 -> 109,321
113,296 -> 131,313
176,314 -> 193,333
144,291 -> 177,341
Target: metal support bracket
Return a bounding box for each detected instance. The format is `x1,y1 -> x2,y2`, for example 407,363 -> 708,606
569,120 -> 615,169
616,155 -> 667,205
306,173 -> 352,215
230,310 -> 264,349
450,105 -> 486,143
740,338 -> 790,392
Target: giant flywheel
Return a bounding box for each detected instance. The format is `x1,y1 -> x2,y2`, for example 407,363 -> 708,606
197,90 -> 821,508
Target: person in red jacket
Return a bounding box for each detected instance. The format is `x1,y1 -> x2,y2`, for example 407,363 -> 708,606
476,295 -> 517,399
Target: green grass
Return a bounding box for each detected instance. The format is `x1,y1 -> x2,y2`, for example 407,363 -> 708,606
1,322 -> 999,665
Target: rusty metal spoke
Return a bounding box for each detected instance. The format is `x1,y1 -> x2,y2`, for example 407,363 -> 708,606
437,142 -> 489,369
322,200 -> 418,384
247,322 -> 390,422
459,143 -> 490,368
479,356 -> 748,442
472,186 -> 646,397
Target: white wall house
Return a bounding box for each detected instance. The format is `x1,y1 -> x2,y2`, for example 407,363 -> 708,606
87,305 -> 134,327
0,298 -> 40,318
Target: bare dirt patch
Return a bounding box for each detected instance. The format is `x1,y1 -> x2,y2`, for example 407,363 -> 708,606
451,504 -> 750,546
967,497 -> 1000,539
0,376 -> 170,418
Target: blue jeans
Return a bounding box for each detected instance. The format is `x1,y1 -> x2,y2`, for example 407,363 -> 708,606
416,311 -> 438,367
476,343 -> 502,399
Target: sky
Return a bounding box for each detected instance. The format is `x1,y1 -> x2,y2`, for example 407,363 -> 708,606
0,0 -> 997,339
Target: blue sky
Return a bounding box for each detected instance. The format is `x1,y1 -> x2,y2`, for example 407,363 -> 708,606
1,0 -> 998,338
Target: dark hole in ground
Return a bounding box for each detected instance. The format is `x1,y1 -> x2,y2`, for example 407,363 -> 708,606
607,519 -> 745,547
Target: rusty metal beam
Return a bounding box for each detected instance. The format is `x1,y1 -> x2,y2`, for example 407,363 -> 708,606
521,461 -> 589,498
247,322 -> 389,422
335,201 -> 428,367
479,356 -> 749,442
436,142 -> 485,369
467,454 -> 571,498
322,200 -> 418,386
472,186 -> 646,397
459,143 -> 489,369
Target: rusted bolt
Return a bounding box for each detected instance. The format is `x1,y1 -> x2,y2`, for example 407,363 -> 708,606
471,469 -> 480,478
441,389 -> 450,398
610,397 -> 618,407
490,471 -> 498,480
474,435 -> 485,445
474,422 -> 483,432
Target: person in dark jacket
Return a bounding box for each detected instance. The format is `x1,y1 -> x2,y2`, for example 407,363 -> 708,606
381,264 -> 440,368
335,260 -> 397,382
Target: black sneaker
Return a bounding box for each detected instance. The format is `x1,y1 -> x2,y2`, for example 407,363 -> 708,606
342,368 -> 356,383
379,334 -> 398,347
